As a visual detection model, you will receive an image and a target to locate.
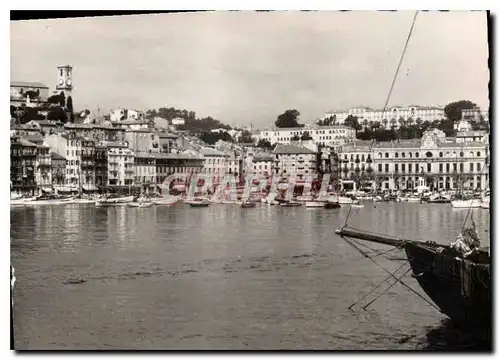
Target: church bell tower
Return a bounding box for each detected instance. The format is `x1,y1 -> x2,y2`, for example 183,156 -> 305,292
56,65 -> 73,97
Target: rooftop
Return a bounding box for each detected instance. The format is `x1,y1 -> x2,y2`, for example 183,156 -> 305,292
273,143 -> 316,154
11,81 -> 49,89
50,152 -> 66,160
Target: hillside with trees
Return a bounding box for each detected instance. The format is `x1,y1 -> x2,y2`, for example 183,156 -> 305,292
146,107 -> 231,134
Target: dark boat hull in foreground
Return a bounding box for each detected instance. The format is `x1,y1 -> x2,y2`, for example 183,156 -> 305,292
335,227 -> 491,336
405,242 -> 491,333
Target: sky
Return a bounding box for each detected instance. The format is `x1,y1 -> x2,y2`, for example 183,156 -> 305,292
10,11 -> 489,128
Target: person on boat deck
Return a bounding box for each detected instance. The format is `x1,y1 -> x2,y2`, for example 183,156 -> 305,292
450,220 -> 481,257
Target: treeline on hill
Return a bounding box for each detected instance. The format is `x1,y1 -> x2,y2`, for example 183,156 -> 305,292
146,107 -> 232,134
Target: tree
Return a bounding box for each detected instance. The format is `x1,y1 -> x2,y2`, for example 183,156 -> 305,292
238,130 -> 254,143
275,109 -> 301,128
59,92 -> 66,108
344,115 -> 361,131
257,139 -> 273,150
438,119 -> 457,137
66,96 -> 74,121
301,131 -> 313,140
47,106 -> 68,122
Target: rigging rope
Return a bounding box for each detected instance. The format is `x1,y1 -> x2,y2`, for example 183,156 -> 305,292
343,235 -> 442,312
460,159 -> 488,232
381,11 -> 419,116
362,267 -> 412,310
348,261 -> 408,309
342,11 -> 419,227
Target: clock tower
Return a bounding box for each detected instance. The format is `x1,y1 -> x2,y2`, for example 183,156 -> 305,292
56,65 -> 73,96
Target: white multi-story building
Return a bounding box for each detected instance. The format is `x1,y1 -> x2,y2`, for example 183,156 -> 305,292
105,142 -> 135,186
45,133 -> 96,191
324,106 -> 446,130
199,147 -> 242,182
250,153 -> 275,179
338,129 -> 490,191
259,125 -> 356,149
35,144 -> 52,192
273,143 -> 317,179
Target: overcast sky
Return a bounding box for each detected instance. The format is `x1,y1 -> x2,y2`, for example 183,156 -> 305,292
11,11 -> 489,128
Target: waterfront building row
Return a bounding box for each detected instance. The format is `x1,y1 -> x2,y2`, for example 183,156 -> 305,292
338,129 -> 490,192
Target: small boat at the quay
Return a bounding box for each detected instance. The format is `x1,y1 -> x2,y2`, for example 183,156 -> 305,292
240,201 -> 256,208
407,195 -> 422,203
324,201 -> 341,209
426,193 -> 452,204
25,196 -> 75,206
95,195 -> 135,207
452,199 -> 482,209
280,201 -> 302,207
305,201 -> 326,208
338,196 -> 356,204
154,196 -> 181,206
185,198 -> 211,207
11,196 -> 39,206
128,202 -> 154,208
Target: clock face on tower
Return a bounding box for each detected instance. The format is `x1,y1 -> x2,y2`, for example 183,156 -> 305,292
58,79 -> 63,86
66,79 -> 72,86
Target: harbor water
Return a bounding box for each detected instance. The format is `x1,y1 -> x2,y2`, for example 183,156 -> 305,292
11,202 -> 490,350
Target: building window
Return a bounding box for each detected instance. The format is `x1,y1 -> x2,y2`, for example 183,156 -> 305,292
385,152 -> 389,158
460,152 -> 464,157
439,163 -> 443,172
378,152 -> 382,158
415,152 -> 419,158
426,151 -> 432,158
427,163 -> 431,172
395,152 -> 399,158
470,163 -> 473,172
453,163 -> 457,172
460,163 -> 464,173
477,163 -> 481,172
378,164 -> 382,172
477,151 -> 481,157
446,163 -> 450,173
402,163 -> 406,172
409,153 -> 412,158
385,164 -> 389,172
409,164 -> 412,173
395,164 -> 399,172
402,152 -> 405,158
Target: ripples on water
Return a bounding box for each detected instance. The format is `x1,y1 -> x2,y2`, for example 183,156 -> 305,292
10,202 -> 491,350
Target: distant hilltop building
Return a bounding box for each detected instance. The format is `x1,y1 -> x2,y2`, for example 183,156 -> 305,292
324,106 -> 446,130
171,118 -> 185,126
461,107 -> 489,123
110,108 -> 145,122
10,81 -> 49,107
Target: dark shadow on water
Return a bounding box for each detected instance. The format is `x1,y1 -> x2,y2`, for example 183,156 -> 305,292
420,318 -> 492,352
